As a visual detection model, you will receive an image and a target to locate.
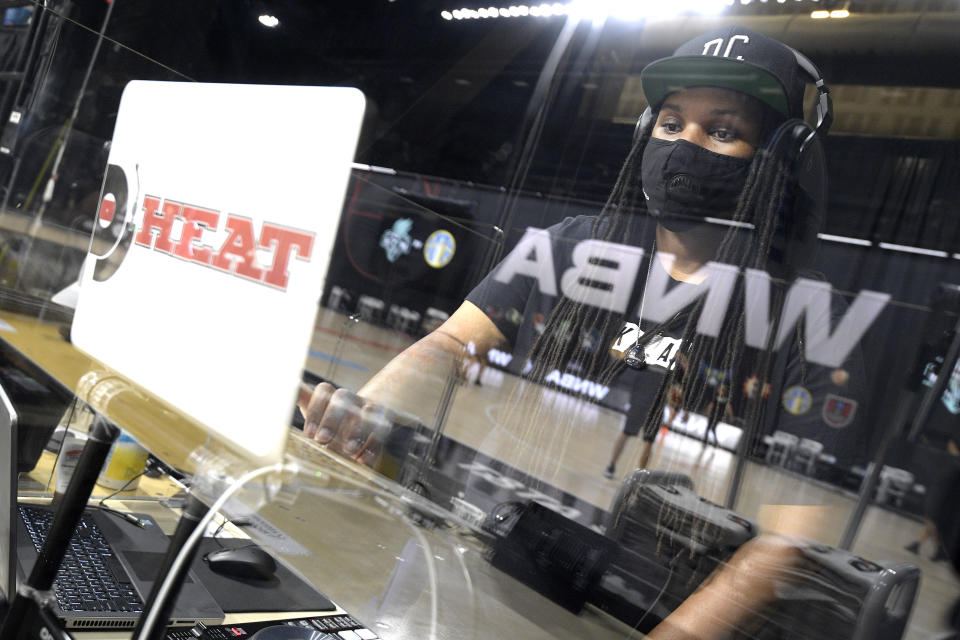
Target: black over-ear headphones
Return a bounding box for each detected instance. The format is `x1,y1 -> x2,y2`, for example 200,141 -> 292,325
790,48 -> 833,156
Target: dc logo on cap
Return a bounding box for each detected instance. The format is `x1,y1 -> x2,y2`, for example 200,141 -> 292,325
701,35 -> 750,60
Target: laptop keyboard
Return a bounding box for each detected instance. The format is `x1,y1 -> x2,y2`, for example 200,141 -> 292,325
19,505 -> 145,614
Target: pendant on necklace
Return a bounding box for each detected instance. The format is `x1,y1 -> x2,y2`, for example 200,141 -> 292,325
625,342 -> 650,370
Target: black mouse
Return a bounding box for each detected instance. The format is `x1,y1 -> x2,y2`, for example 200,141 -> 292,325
206,546 -> 278,581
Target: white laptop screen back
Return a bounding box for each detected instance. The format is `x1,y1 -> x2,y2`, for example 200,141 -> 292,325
72,82 -> 365,465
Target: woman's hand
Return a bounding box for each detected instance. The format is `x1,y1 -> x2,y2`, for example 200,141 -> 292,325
648,535 -> 810,640
298,382 -> 394,467
707,535 -> 808,609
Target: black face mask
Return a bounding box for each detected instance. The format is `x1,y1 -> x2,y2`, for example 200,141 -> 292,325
641,138 -> 752,232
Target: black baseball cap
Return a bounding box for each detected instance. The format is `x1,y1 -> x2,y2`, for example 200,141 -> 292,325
640,26 -> 808,119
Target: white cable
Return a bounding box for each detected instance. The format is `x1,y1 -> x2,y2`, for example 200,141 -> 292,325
398,515 -> 439,640
135,461 -> 297,640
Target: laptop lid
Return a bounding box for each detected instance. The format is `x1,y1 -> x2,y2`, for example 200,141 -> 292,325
71,82 -> 365,465
0,381 -> 17,606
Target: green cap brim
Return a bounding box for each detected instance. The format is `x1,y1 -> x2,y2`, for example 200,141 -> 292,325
640,56 -> 790,118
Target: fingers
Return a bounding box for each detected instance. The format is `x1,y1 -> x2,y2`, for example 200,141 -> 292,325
299,382 -> 339,439
317,387 -> 364,446
353,404 -> 395,466
327,401 -> 394,463
299,383 -> 393,467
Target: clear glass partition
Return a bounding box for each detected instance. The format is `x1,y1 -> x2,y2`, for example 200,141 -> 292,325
0,1 -> 958,639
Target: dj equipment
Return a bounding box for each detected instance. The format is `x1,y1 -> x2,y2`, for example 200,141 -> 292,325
165,615 -> 379,640
490,501 -> 616,613
597,470 -> 920,640
770,543 -> 919,640
598,470 -> 757,632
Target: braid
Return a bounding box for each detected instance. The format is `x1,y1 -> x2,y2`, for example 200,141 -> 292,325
525,124 -> 652,386
506,105 -> 812,575
522,114 -> 807,502
629,121 -> 803,572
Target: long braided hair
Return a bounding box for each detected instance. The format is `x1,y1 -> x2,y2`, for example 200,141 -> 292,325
513,101 -> 815,580
525,102 -> 813,457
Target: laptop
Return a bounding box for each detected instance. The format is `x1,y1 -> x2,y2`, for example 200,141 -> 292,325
1,81 -> 366,627
0,381 -> 224,630
71,81 -> 366,466
0,345 -> 73,474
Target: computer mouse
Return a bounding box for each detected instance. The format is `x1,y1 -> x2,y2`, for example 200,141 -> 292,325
205,545 -> 278,581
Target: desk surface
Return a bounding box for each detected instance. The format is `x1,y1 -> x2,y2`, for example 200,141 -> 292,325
20,449 -> 180,500
2,306 -> 636,640
0,309 -> 213,472
22,496 -> 348,640
23,447 -> 634,640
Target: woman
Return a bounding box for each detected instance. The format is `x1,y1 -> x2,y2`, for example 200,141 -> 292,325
303,25 -> 844,471
302,25 -> 854,640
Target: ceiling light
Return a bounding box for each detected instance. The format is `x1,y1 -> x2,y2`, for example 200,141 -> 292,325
258,14 -> 279,27
569,0 -> 728,21
441,0 -> 734,23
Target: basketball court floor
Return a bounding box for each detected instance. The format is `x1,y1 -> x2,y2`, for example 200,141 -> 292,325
307,307 -> 960,640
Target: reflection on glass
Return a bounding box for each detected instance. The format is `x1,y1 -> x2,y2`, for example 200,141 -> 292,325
0,2 -> 956,639
299,20 -> 958,640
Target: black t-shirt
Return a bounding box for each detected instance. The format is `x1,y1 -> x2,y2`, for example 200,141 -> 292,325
466,215 -> 869,467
